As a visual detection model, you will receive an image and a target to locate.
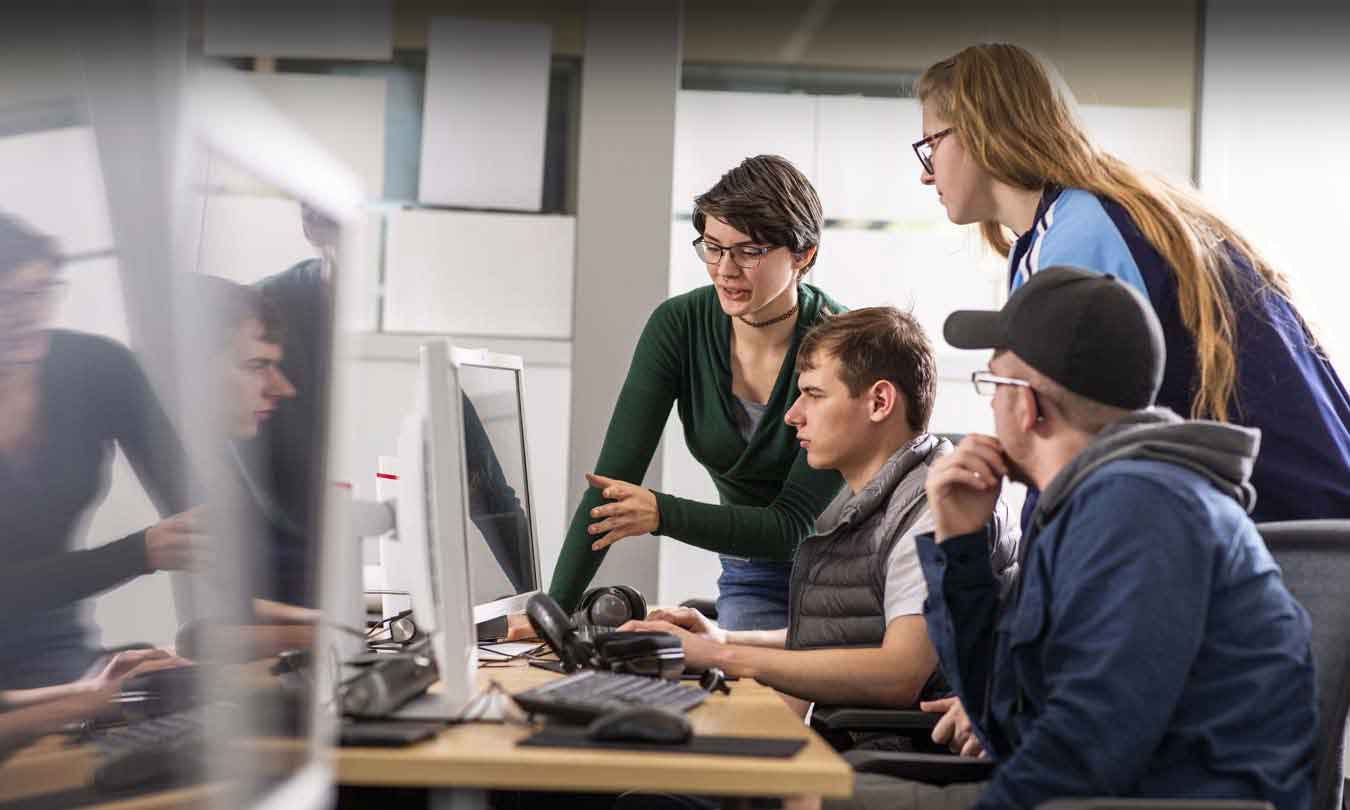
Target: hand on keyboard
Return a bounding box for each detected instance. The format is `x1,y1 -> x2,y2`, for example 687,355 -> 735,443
87,649 -> 191,701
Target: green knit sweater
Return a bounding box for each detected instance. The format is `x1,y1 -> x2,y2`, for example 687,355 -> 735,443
548,283 -> 847,611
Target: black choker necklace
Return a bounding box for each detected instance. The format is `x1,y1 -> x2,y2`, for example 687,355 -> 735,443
738,303 -> 798,328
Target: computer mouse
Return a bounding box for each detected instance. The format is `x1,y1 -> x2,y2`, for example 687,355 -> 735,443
586,707 -> 693,745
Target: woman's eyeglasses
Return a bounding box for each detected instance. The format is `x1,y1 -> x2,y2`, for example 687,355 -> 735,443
912,127 -> 954,175
692,237 -> 774,271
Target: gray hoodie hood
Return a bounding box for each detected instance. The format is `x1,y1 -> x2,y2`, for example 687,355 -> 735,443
1031,407 -> 1261,529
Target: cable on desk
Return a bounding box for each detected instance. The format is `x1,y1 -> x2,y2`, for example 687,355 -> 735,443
477,641 -> 548,667
448,680 -> 532,726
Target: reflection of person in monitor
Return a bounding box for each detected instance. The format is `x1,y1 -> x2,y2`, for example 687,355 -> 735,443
461,393 -> 534,595
179,274 -> 323,639
247,204 -> 535,602
0,212 -> 202,690
238,204 -> 335,607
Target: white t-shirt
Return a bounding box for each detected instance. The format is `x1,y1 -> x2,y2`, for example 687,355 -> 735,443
883,499 -> 1019,623
882,509 -> 936,623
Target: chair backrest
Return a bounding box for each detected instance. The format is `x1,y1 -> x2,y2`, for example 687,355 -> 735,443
1257,520 -> 1350,810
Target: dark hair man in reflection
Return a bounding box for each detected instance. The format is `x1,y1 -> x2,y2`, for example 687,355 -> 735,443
242,205 -> 531,608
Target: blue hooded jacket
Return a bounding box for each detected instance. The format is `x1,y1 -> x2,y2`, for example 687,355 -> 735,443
918,410 -> 1316,810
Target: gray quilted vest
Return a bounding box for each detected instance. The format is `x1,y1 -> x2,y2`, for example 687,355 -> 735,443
786,433 -> 952,651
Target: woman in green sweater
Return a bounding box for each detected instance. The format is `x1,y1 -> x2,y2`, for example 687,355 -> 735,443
547,155 -> 846,630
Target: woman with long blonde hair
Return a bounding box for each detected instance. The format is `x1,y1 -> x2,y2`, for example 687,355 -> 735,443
913,42 -> 1350,522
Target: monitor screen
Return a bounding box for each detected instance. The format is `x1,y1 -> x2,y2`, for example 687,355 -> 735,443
454,362 -> 539,610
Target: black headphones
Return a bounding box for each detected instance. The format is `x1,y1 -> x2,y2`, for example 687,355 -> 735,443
526,592 -> 683,680
572,585 -> 647,629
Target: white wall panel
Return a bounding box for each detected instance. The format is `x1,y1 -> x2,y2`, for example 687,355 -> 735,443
418,17 -> 551,211
0,126 -> 114,255
195,195 -> 316,284
1079,104 -> 1192,184
244,73 -> 387,198
815,96 -> 928,222
383,209 -> 575,337
669,219 -> 711,298
810,225 -> 1005,344
204,0 -> 393,61
1199,4 -> 1350,370
656,412 -> 725,606
673,91 -> 817,215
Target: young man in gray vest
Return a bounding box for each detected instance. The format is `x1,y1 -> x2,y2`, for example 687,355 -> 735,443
623,307 -> 1016,713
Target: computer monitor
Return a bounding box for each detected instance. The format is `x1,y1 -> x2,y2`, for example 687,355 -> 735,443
391,341 -> 479,719
449,346 -> 543,625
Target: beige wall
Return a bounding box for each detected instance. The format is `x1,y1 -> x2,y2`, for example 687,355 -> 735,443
391,0 -> 1197,110
681,0 -> 1198,109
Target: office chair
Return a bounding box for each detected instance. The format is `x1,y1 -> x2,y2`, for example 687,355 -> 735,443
676,598 -> 718,621
841,519 -> 1350,810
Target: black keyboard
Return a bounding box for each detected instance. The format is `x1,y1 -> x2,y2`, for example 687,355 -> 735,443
89,709 -> 206,794
512,669 -> 707,724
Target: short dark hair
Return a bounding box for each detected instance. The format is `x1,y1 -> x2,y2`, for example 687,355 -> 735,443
180,274 -> 286,353
796,307 -> 936,433
0,213 -> 61,277
693,155 -> 823,273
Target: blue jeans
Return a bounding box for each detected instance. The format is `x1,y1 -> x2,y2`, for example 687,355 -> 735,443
715,557 -> 793,631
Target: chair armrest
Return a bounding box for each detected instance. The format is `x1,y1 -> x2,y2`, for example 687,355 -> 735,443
812,706 -> 939,734
1039,802 -> 1273,810
844,750 -> 995,786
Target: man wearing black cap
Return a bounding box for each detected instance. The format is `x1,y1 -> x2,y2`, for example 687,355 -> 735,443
827,267 -> 1316,810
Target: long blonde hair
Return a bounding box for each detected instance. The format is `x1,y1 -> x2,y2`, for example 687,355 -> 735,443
917,43 -> 1302,422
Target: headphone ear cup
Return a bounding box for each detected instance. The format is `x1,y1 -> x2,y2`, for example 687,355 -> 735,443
573,587 -> 604,628
613,585 -> 646,622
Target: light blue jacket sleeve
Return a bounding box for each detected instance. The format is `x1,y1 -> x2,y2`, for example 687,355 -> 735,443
1013,190 -> 1149,297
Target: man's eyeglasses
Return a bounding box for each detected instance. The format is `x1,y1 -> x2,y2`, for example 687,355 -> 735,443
971,370 -> 1033,396
692,237 -> 774,271
972,370 -> 1044,420
912,127 -> 954,175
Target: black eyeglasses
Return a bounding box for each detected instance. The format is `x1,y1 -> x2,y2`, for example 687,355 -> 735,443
912,127 -> 954,175
692,237 -> 774,271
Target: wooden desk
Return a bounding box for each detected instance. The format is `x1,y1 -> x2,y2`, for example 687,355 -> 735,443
321,659 -> 854,803
1,660 -> 853,807
0,735 -> 218,809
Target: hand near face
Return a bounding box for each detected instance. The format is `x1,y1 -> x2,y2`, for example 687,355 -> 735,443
585,473 -> 660,551
925,435 -> 1006,542
619,618 -> 723,671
